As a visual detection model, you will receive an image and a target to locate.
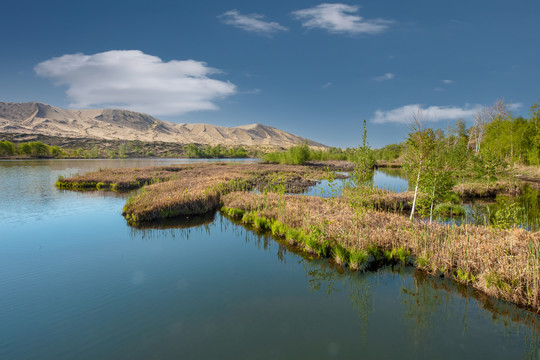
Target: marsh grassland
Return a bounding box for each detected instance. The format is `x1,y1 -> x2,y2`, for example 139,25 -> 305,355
58,162 -> 540,313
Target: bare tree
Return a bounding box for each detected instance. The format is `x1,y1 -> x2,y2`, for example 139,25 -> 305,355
469,99 -> 510,157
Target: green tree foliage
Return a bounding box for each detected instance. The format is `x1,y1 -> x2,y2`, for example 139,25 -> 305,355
309,147 -> 349,161
227,147 -> 248,158
207,144 -> 223,158
186,144 -> 202,158
476,101 -> 539,165
373,143 -> 405,162
403,111 -> 436,220
185,144 -> 249,159
267,142 -> 309,165
28,141 -> 50,157
351,120 -> 375,185
262,142 -> 311,165
90,146 -> 99,158
286,142 -> 310,165
0,140 -> 17,155
19,142 -> 32,155
401,101 -> 540,222
49,145 -> 63,157
415,133 -> 456,223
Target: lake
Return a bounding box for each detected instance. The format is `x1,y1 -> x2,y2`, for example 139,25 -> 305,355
0,159 -> 539,359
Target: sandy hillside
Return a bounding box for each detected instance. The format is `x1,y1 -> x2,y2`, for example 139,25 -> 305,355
0,102 -> 327,148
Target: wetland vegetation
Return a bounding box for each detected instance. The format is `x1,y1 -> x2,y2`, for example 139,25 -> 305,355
58,161 -> 540,313
56,100 -> 540,314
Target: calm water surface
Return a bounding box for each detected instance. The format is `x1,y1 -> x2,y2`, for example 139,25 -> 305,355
0,159 -> 539,360
304,168 -> 409,198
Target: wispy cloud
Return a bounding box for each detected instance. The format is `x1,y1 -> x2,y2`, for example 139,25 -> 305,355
442,79 -> 454,84
244,88 -> 262,95
292,3 -> 393,35
218,10 -> 288,35
322,81 -> 333,88
373,72 -> 394,82
35,50 -> 236,116
371,104 -> 482,124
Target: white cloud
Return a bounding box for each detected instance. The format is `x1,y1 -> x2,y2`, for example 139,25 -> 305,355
35,50 -> 236,116
218,10 -> 288,35
373,72 -> 394,82
322,81 -> 333,88
442,79 -> 454,84
509,103 -> 523,111
371,104 -> 482,124
292,3 -> 393,35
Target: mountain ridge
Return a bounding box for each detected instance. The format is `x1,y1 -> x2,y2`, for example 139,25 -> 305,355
0,102 -> 327,148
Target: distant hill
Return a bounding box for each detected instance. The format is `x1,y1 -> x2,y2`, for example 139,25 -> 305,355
0,102 -> 326,148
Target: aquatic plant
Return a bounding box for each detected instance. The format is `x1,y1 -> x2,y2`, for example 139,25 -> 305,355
434,203 -> 465,217
349,249 -> 369,271
253,216 -> 272,231
332,244 -> 349,266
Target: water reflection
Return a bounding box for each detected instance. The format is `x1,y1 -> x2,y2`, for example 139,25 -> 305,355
130,211 -> 217,230
373,168 -> 410,192
211,216 -> 540,354
301,260 -> 540,356
304,168 -> 409,198
442,184 -> 540,231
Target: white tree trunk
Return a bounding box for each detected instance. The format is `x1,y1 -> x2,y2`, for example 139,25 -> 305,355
410,166 -> 422,220
429,174 -> 437,225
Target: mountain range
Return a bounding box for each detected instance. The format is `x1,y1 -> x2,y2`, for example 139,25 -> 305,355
0,102 -> 326,148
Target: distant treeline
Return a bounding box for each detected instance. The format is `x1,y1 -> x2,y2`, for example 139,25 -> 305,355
262,142 -> 365,165
184,144 -> 249,158
262,101 -> 540,168
373,143 -> 405,162
373,102 -> 540,166
0,140 -> 65,158
0,139 -> 253,159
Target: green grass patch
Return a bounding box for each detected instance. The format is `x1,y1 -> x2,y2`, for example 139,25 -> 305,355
349,249 -> 369,271
331,244 -> 349,265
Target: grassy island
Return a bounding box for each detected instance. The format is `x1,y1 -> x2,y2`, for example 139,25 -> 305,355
57,161 -> 540,313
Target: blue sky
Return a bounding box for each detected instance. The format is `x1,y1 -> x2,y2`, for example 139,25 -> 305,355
1,0 -> 538,148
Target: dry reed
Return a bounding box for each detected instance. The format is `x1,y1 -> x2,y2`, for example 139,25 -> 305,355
453,180 -> 521,198
221,191 -> 540,312
59,163 -> 330,223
